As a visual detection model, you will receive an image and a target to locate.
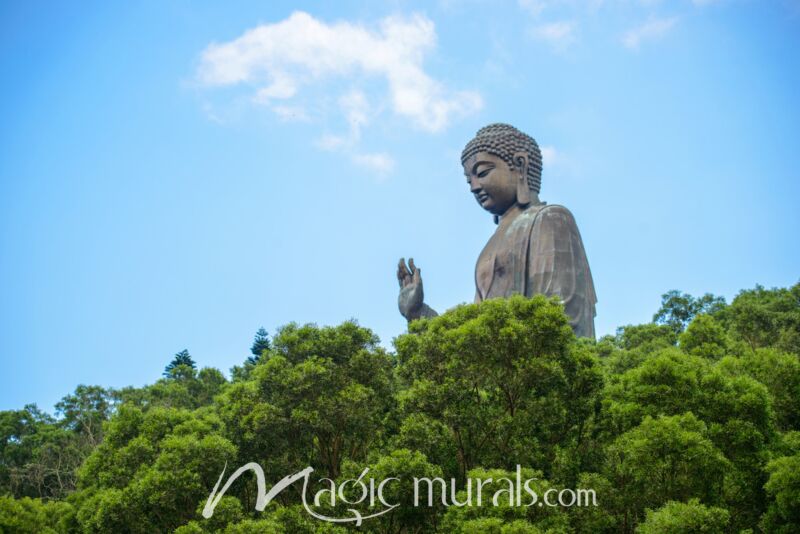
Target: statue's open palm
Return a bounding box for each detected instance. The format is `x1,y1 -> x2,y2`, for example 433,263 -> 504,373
397,258 -> 424,319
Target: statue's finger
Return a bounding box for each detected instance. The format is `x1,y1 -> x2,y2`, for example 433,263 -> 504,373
399,257 -> 411,276
413,267 -> 422,284
408,257 -> 417,274
397,258 -> 410,287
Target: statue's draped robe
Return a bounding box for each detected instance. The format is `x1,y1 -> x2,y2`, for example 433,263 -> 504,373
474,202 -> 597,338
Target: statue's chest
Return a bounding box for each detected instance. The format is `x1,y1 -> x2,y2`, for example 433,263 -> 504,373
476,225 -> 518,300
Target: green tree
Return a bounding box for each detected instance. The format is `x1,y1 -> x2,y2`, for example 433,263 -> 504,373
217,320 -> 394,483
636,499 -> 729,534
0,403 -> 87,499
249,327 -> 271,364
761,453 -> 800,533
55,385 -> 115,448
604,413 -> 729,533
396,295 -> 603,480
601,349 -> 773,440
0,405 -> 51,496
718,348 -> 800,432
568,473 -> 618,533
164,349 -> 196,378
339,449 -> 445,533
118,366 -> 226,411
718,282 -> 800,353
75,405 -> 235,533
1,281 -> 796,532
600,347 -> 774,530
653,290 -> 726,334
440,467 -> 569,533
615,323 -> 677,352
679,314 -> 728,359
0,495 -> 74,534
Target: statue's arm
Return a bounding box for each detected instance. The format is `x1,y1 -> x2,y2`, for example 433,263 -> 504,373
406,303 -> 438,321
527,205 -> 596,338
397,258 -> 438,322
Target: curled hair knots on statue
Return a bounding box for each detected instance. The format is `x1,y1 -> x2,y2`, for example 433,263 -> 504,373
461,123 -> 543,194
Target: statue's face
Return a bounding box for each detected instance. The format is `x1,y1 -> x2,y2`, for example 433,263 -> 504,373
463,151 -> 518,216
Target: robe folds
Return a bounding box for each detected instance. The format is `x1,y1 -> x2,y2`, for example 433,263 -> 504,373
474,202 -> 597,339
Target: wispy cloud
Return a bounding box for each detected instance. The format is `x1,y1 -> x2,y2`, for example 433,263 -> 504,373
197,11 -> 482,133
530,20 -> 577,50
353,153 -> 396,177
622,16 -> 678,50
518,0 -> 549,16
540,145 -> 559,168
339,90 -> 370,137
540,145 -> 582,181
271,105 -> 310,122
518,0 -> 605,17
313,90 -> 395,179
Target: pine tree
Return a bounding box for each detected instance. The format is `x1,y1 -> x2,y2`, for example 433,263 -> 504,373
163,349 -> 196,377
247,327 -> 271,365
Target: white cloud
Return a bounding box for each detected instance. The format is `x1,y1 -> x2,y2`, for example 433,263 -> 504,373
197,11 -> 482,133
271,105 -> 310,122
339,90 -> 370,137
315,134 -> 345,151
540,145 -> 558,167
622,16 -> 678,50
253,73 -> 297,102
539,145 -> 582,181
530,21 -> 577,50
352,152 -> 396,176
314,90 -> 396,177
315,90 -> 371,149
518,0 -> 605,16
518,0 -> 549,16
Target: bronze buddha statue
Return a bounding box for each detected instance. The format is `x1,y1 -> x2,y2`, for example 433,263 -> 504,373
397,123 -> 597,338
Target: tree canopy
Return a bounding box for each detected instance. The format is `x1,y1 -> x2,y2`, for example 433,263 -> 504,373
1,282 -> 798,533
164,349 -> 197,378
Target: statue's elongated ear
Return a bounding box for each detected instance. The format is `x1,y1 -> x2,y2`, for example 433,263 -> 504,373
513,151 -> 531,206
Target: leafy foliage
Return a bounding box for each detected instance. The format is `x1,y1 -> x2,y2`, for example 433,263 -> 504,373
0,282 -> 797,533
637,499 -> 730,534
165,349 -> 197,378
248,327 -> 272,364
653,290 -> 726,334
395,295 -> 602,482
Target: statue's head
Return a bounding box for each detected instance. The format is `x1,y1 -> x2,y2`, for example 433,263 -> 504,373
461,123 -> 543,216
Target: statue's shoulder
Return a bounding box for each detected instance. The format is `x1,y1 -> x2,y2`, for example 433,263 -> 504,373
538,203 -> 573,216
528,203 -> 577,225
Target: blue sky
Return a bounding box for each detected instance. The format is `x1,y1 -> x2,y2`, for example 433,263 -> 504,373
1,0 -> 798,412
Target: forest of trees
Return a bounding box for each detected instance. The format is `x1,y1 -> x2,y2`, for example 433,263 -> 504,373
1,282 -> 798,533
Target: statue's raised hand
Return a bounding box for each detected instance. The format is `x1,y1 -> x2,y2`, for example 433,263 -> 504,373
397,258 -> 425,320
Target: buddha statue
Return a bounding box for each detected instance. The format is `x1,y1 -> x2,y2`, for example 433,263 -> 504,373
397,123 -> 597,338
